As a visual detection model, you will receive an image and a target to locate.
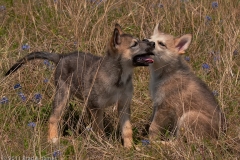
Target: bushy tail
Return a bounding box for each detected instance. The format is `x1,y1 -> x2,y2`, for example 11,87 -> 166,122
5,51 -> 62,76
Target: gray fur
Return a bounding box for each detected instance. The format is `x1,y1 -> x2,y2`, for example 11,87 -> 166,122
5,24 -> 155,148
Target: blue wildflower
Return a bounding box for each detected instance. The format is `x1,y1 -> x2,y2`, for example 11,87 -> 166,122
44,60 -> 54,70
212,90 -> 218,96
202,63 -> 210,70
28,122 -> 36,128
0,5 -> 6,11
18,92 -> 27,101
53,150 -> 61,157
141,139 -> 150,146
206,16 -> 212,21
233,50 -> 238,55
34,93 -> 42,103
43,78 -> 49,83
211,2 -> 218,8
185,56 -> 190,62
22,44 -> 30,50
43,60 -> 50,66
0,96 -> 9,104
14,83 -> 22,89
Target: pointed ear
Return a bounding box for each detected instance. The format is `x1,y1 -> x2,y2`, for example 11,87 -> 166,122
153,23 -> 161,35
115,23 -> 123,35
112,24 -> 122,47
174,34 -> 192,54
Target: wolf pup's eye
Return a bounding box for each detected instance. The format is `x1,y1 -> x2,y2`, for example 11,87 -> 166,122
158,41 -> 166,47
131,41 -> 138,48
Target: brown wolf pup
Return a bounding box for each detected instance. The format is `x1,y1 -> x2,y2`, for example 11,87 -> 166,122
5,24 -> 155,148
147,23 -> 226,142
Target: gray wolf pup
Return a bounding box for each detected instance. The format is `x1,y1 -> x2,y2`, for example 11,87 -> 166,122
147,23 -> 226,142
5,24 -> 155,148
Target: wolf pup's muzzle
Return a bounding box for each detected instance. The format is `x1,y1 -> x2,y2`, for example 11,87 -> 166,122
133,41 -> 155,66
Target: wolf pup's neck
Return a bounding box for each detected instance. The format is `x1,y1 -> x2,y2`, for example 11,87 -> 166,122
103,52 -> 133,87
150,56 -> 191,81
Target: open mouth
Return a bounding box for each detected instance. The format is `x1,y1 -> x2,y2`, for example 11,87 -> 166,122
133,53 -> 154,66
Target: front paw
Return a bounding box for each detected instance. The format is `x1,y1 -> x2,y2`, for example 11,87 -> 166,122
48,123 -> 59,144
123,138 -> 133,148
48,137 -> 59,144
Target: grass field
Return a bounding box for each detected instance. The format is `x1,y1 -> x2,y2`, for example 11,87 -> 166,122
0,0 -> 239,159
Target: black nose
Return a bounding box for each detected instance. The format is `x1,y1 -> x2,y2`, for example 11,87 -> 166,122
147,41 -> 155,48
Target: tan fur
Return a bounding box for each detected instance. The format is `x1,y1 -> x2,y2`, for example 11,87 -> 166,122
148,23 -> 226,142
48,117 -> 59,143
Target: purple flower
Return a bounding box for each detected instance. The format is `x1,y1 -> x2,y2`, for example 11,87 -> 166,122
206,16 -> 212,21
14,83 -> 22,89
22,44 -> 30,50
43,79 -> 49,83
202,63 -> 210,70
0,96 -> 9,104
28,122 -> 36,128
185,56 -> 190,62
212,90 -> 218,96
233,50 -> 238,55
18,92 -> 27,101
0,5 -> 6,11
34,93 -> 42,100
43,60 -> 54,70
211,2 -> 218,8
43,60 -> 50,66
141,139 -> 150,146
53,150 -> 61,157
34,93 -> 42,103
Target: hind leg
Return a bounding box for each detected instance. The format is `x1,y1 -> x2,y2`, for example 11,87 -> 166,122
48,79 -> 70,143
89,108 -> 104,136
176,111 -> 219,141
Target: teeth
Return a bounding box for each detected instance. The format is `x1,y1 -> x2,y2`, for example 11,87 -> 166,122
135,55 -> 154,64
137,57 -> 142,62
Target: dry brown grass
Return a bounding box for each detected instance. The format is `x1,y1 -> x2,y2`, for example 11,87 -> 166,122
0,0 -> 239,159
